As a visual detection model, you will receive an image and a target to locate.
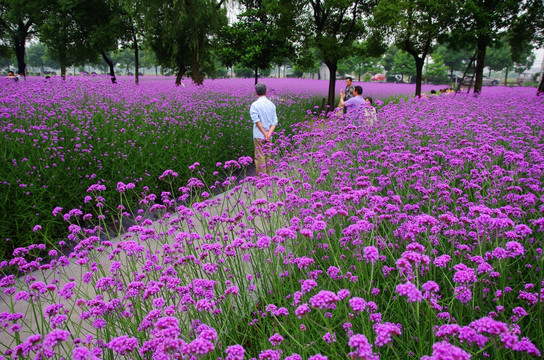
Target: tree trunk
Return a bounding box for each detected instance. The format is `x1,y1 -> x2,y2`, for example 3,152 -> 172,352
61,63 -> 67,80
101,51 -> 117,84
473,37 -> 487,94
325,61 -> 337,110
14,26 -> 28,75
504,66 -> 509,86
191,50 -> 203,85
538,75 -> 544,96
131,21 -> 140,85
254,67 -> 258,85
175,68 -> 183,85
414,56 -> 424,97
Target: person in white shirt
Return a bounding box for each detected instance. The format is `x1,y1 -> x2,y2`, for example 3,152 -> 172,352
364,97 -> 377,125
250,83 -> 278,176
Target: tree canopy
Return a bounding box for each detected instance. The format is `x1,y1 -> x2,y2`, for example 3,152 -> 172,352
300,0 -> 381,108
371,0 -> 455,96
448,0 -> 522,93
0,0 -> 540,94
143,0 -> 227,85
219,0 -> 298,85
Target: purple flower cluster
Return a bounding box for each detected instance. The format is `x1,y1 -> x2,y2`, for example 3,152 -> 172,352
0,80 -> 543,359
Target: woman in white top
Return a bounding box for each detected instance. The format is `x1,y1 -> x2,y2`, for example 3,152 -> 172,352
364,97 -> 377,125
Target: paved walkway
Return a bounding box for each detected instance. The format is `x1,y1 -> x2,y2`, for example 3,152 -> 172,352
0,170 -> 280,353
0,120 -> 332,353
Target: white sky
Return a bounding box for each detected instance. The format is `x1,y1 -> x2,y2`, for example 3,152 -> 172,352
533,48 -> 544,72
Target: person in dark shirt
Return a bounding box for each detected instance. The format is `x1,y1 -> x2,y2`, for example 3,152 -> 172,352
6,71 -> 18,82
340,76 -> 354,114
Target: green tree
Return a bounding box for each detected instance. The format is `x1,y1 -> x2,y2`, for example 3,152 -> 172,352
39,2 -> 94,78
513,52 -> 535,78
219,0 -> 297,85
485,37 -> 514,85
120,0 -> 144,84
338,42 -> 382,81
449,0 -> 522,93
425,53 -> 448,84
302,0 -> 380,108
0,10 -> 11,59
39,0 -> 130,82
434,44 -> 472,79
143,0 -> 227,85
111,48 -> 135,75
381,45 -> 398,73
0,52 -> 15,69
26,42 -> 59,74
139,48 -> 159,75
372,0 -> 456,97
391,50 -> 416,81
339,55 -> 381,81
508,0 -> 544,94
234,65 -> 254,78
293,46 -> 321,79
0,0 -> 48,75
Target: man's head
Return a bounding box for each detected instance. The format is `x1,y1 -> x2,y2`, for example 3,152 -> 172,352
255,83 -> 267,96
354,85 -> 363,96
346,76 -> 353,86
7,71 -> 14,77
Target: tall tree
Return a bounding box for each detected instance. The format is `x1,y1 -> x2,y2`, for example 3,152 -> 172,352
40,0 -> 130,82
508,0 -> 544,94
39,1 -> 94,78
485,38 -> 513,85
111,48 -> 135,75
391,50 -> 416,81
434,44 -> 472,80
26,42 -> 59,74
424,53 -> 448,84
219,0 -> 297,85
0,0 -> 47,75
120,0 -> 144,84
449,0 -> 522,93
144,0 -> 227,85
301,0 -> 380,108
338,43 -> 382,81
0,8 -> 11,59
513,52 -> 535,78
372,0 -> 455,97
293,46 -> 321,79
381,45 -> 399,74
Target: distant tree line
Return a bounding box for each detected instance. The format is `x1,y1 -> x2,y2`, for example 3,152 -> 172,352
1,0 -> 543,102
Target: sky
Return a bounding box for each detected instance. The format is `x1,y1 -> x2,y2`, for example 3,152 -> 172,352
532,49 -> 544,72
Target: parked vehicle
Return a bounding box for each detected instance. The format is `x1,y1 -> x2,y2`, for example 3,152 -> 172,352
371,73 -> 385,81
517,72 -> 536,85
482,76 -> 501,86
461,75 -> 500,86
386,74 -> 403,83
446,74 -> 463,83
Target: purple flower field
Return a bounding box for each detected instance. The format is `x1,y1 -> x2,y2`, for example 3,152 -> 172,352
0,77 -> 543,359
0,76 -> 324,259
